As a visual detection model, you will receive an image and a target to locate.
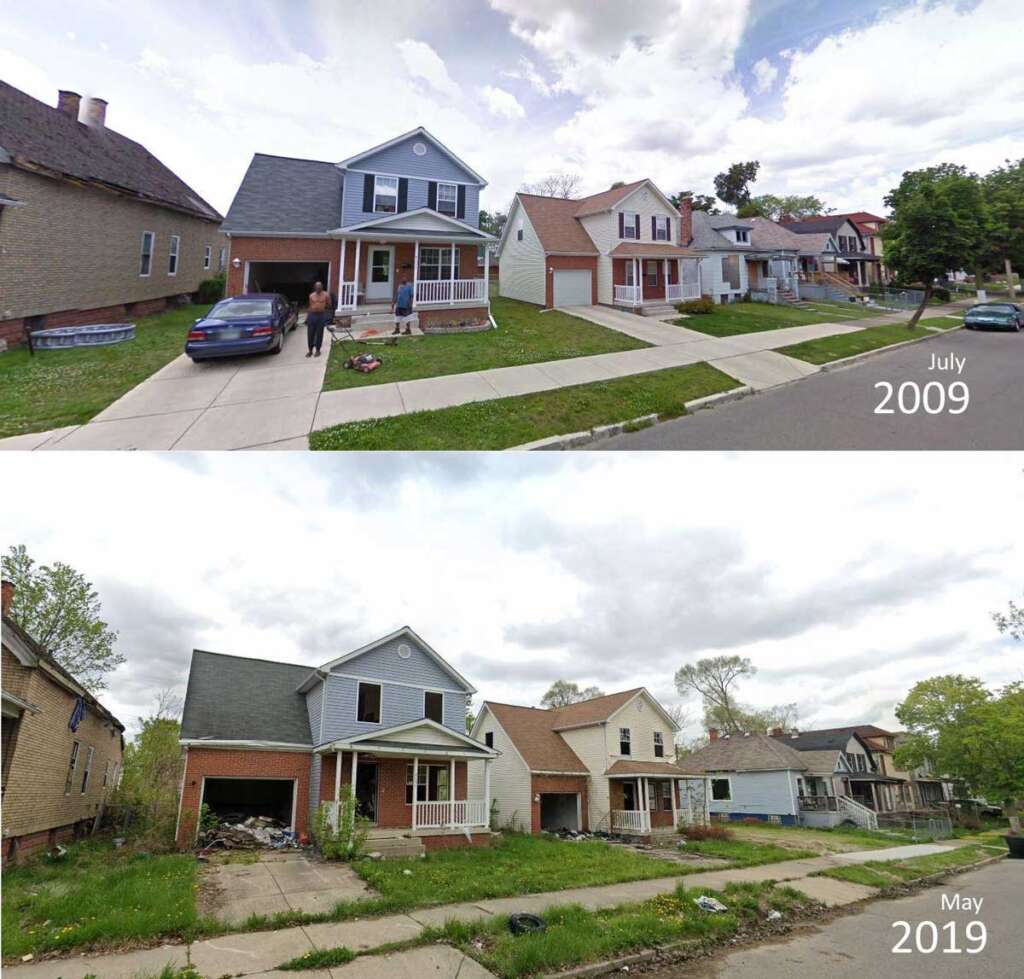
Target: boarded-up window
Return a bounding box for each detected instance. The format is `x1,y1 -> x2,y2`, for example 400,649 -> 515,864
721,255 -> 740,290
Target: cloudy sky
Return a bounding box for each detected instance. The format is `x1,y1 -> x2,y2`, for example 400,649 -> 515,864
1,453 -> 1021,741
2,0 -> 1021,219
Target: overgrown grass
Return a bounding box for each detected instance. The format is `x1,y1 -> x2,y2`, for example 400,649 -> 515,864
798,300 -> 887,320
777,322 -> 932,364
678,838 -> 816,866
310,362 -> 739,450
321,296 -> 647,391
0,304 -> 213,438
278,945 -> 357,970
815,845 -> 991,891
1,841 -> 199,959
675,301 -> 868,337
728,823 -> 921,852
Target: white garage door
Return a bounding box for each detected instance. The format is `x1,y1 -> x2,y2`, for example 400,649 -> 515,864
552,270 -> 592,307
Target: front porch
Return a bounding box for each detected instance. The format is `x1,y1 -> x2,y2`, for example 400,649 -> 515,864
610,247 -> 702,311
608,772 -> 685,836
746,254 -> 801,303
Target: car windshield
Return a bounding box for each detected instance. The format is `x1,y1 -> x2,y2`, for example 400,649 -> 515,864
972,304 -> 1013,314
210,300 -> 273,319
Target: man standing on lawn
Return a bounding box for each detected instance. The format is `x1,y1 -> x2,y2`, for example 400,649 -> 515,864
306,281 -> 332,358
393,276 -> 414,335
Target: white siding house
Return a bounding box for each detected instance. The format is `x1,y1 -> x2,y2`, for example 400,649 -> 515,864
497,198 -> 547,306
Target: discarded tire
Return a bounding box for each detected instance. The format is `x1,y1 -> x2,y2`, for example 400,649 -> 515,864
508,913 -> 546,935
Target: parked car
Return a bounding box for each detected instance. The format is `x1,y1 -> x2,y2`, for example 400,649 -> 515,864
185,294 -> 298,361
963,302 -> 1023,331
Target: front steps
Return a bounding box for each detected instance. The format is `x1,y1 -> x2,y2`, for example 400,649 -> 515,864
365,830 -> 426,859
638,303 -> 676,317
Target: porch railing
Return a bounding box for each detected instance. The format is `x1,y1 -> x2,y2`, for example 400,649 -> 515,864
614,285 -> 641,305
837,794 -> 879,830
416,279 -> 486,305
414,799 -> 488,829
338,281 -> 357,309
611,809 -> 651,834
798,794 -> 838,812
666,283 -> 700,302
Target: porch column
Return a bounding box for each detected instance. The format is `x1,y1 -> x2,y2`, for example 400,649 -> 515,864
663,258 -> 669,299
449,757 -> 456,827
671,778 -> 677,830
697,260 -> 703,297
484,759 -> 492,828
411,755 -> 419,831
413,240 -> 420,309
450,241 -> 456,303
483,247 -> 490,304
637,259 -> 644,305
677,258 -> 683,294
350,750 -> 358,794
642,777 -> 650,831
353,241 -> 361,307
334,748 -> 342,802
339,239 -> 348,307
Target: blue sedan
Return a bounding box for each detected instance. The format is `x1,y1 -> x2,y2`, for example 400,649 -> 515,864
185,294 -> 298,361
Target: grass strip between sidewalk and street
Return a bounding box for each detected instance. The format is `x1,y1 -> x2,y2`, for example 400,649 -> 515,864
917,315 -> 965,330
310,363 -> 739,450
677,838 -> 816,865
776,322 -> 932,364
813,845 -> 992,890
673,302 -> 847,337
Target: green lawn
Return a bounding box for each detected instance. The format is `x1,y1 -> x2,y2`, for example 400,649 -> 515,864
799,300 -> 887,320
310,363 -> 739,451
728,823 -> 923,853
321,296 -> 647,392
815,845 -> 991,890
679,838 -> 815,866
0,304 -> 212,439
1,841 -> 199,959
777,322 -> 932,364
675,301 -> 873,338
918,315 -> 964,330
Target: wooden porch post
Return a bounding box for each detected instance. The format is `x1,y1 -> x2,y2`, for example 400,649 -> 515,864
350,750 -> 358,794
670,778 -> 677,830
339,239 -> 348,307
663,258 -> 669,300
450,241 -> 456,303
637,259 -> 644,306
483,246 -> 490,304
449,757 -> 456,827
697,259 -> 703,297
484,758 -> 492,828
642,777 -> 649,831
412,755 -> 419,831
334,748 -> 342,802
413,240 -> 419,309
353,241 -> 361,308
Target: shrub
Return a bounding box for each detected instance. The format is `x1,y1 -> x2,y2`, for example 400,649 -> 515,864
196,273 -> 226,305
314,787 -> 369,861
680,823 -> 734,841
931,285 -> 951,302
676,296 -> 715,315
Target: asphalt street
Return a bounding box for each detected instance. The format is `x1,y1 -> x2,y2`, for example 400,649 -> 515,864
592,328 -> 1023,450
651,858 -> 1022,979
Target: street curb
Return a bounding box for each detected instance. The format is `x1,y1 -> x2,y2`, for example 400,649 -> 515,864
815,325 -> 962,374
508,385 -> 754,451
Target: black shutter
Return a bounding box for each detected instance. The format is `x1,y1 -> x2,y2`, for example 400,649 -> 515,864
428,181 -> 438,210
457,185 -> 466,220
652,216 -> 657,239
397,178 -> 408,213
634,214 -> 640,239
618,212 -> 624,238
362,173 -> 374,212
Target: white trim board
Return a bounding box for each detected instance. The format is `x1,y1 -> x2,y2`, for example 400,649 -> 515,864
336,126 -> 488,186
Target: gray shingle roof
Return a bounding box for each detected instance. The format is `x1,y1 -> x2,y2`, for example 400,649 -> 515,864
221,153 -> 343,235
747,217 -> 803,252
690,210 -> 752,251
180,649 -> 314,744
0,81 -> 220,221
676,734 -> 807,773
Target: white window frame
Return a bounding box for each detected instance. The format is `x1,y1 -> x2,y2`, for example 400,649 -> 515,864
516,219 -> 524,242
660,781 -> 673,811
405,762 -> 450,804
419,246 -> 455,282
654,216 -> 670,241
654,731 -> 664,758
710,776 -> 732,802
218,246 -> 227,272
65,740 -> 80,795
423,689 -> 444,724
619,727 -> 631,755
735,229 -> 750,244
621,211 -> 639,239
436,181 -> 458,217
139,231 -> 155,277
646,260 -> 658,286
203,245 -> 211,270
357,681 -> 382,724
81,745 -> 94,794
373,174 -> 399,214
168,235 -> 180,276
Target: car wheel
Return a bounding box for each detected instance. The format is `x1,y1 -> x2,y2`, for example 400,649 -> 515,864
270,334 -> 283,354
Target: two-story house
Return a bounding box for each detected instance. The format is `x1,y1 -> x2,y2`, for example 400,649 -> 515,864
221,128 -> 496,331
469,688 -> 687,838
175,627 -> 497,853
780,215 -> 882,287
497,179 -> 702,313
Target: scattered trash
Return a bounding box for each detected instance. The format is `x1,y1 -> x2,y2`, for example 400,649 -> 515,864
21,954 -> 34,962
402,869 -> 413,876
766,909 -> 782,921
509,913 -> 546,935
694,895 -> 728,913
44,845 -> 68,863
367,851 -> 383,861
113,838 -> 126,849
198,815 -> 299,852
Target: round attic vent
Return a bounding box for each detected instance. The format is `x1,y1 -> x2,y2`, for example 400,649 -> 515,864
413,141 -> 427,156
397,643 -> 412,659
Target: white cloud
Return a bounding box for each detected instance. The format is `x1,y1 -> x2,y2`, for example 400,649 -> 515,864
480,84 -> 525,120
751,56 -> 777,93
503,56 -> 553,97
395,38 -> 460,99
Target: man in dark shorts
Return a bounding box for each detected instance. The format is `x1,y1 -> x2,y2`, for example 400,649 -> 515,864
306,281 -> 331,357
393,276 -> 414,335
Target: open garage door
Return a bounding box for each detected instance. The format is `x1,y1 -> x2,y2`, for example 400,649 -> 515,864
201,777 -> 296,829
540,793 -> 580,832
552,270 -> 592,307
246,261 -> 330,306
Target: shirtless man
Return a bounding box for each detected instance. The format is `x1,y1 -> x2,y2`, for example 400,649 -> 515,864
306,282 -> 332,358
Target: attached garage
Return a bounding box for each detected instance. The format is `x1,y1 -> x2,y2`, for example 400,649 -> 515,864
201,777 -> 297,828
245,261 -> 330,305
552,269 -> 592,308
539,792 -> 582,832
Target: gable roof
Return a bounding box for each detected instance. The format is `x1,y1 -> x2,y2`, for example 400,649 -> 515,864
180,649 -> 313,745
337,127 -> 487,186
798,749 -> 843,773
549,688 -> 645,730
689,210 -> 754,251
334,207 -> 494,240
605,759 -> 688,777
342,717 -> 497,756
221,153 -> 344,235
772,728 -> 877,753
482,702 -> 589,773
516,194 -> 598,254
747,217 -> 804,252
676,734 -> 807,774
780,215 -> 856,235
0,81 -> 220,222
572,179 -> 650,218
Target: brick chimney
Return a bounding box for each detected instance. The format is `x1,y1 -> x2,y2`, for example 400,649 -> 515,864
1,579 -> 13,617
708,727 -> 719,741
677,197 -> 693,247
57,90 -> 82,120
83,96 -> 108,131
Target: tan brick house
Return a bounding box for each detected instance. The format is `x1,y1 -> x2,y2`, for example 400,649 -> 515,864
1,580 -> 125,864
0,81 -> 226,348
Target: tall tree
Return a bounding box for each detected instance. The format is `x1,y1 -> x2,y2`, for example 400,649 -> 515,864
540,680 -> 605,708
993,595 -> 1023,641
2,544 -> 123,691
895,676 -> 1024,834
981,159 -> 1024,299
713,161 -> 761,208
479,209 -> 507,236
670,191 -> 720,215
881,164 -> 988,328
737,194 -> 831,221
521,173 -> 582,199
674,655 -> 754,733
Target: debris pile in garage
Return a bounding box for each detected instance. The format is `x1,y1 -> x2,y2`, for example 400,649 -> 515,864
199,815 -> 298,851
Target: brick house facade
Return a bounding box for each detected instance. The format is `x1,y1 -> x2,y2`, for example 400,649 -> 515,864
2,581 -> 125,865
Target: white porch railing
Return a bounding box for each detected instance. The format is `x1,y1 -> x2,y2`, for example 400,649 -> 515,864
415,279 -> 486,305
666,283 -> 700,302
611,809 -> 651,834
338,282 -> 357,309
837,795 -> 878,830
614,285 -> 641,305
414,799 -> 488,829
763,276 -> 778,292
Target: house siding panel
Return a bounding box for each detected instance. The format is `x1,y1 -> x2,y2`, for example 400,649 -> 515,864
498,200 -> 546,305
698,252 -> 749,303
707,770 -> 799,819
604,693 -> 672,765
330,635 -> 465,690
305,681 -> 323,745
558,725 -> 610,831
468,708 -> 532,831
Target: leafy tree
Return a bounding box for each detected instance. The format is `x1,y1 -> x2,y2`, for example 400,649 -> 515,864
705,701 -> 799,734
713,161 -> 761,208
737,194 -> 831,221
980,159 -> 1024,298
466,698 -> 477,733
540,680 -> 605,708
670,191 -> 720,215
881,164 -> 988,328
521,173 -> 581,199
479,209 -> 507,236
895,676 -> 1024,834
609,180 -> 626,190
993,594 -> 1023,641
2,544 -> 123,691
674,655 -> 754,733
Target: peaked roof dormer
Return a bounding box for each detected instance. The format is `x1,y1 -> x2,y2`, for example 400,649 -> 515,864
336,126 -> 488,186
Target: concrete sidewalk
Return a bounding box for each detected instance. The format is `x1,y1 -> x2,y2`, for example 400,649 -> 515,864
3,843 -> 957,979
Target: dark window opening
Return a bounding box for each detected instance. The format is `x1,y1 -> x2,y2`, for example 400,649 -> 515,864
711,778 -> 731,801
405,763 -> 449,803
485,731 -> 494,748
202,777 -> 294,826
358,682 -> 381,723
424,690 -> 443,723
619,727 -> 631,755
654,732 -> 664,757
